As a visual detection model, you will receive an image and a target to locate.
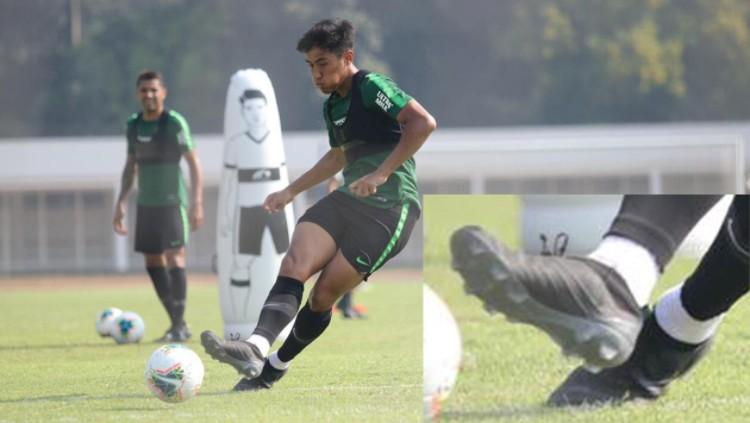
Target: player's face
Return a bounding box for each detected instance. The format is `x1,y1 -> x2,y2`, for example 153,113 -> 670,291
305,47 -> 353,94
241,98 -> 267,127
137,79 -> 166,114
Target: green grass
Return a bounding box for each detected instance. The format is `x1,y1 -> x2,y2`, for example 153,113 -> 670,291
424,195 -> 750,423
0,277 -> 421,422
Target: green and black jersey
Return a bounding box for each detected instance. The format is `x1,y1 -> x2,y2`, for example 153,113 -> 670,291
324,71 -> 420,210
126,110 -> 194,207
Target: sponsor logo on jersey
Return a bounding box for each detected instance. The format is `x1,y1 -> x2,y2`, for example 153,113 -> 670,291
375,91 -> 393,113
333,117 -> 346,126
136,135 -> 152,143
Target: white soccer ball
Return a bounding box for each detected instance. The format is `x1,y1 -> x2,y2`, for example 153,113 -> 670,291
95,307 -> 122,337
111,311 -> 145,344
423,284 -> 462,421
145,344 -> 205,403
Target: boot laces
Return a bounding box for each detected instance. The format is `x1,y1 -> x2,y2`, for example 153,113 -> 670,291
539,233 -> 569,256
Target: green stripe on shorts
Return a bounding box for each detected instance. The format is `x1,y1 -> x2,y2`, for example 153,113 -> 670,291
369,202 -> 410,274
180,205 -> 189,245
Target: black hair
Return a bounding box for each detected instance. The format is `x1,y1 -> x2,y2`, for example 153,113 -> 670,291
296,19 -> 354,56
239,89 -> 267,104
136,70 -> 164,87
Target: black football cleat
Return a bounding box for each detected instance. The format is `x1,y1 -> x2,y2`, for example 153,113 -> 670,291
180,323 -> 192,340
154,328 -> 175,343
450,225 -> 643,369
154,323 -> 192,343
200,330 -> 265,379
548,311 -> 714,407
233,360 -> 288,391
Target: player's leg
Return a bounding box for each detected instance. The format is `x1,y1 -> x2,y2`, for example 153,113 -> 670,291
336,290 -> 366,319
201,221 -> 338,379
165,246 -> 190,341
549,195 -> 748,406
670,195 -> 748,338
233,196 -> 420,391
135,205 -> 178,341
234,251 -> 363,391
153,204 -> 190,341
275,251 -> 362,359
144,253 -> 173,333
250,221 -> 338,349
594,195 -> 723,306
451,195 -> 722,369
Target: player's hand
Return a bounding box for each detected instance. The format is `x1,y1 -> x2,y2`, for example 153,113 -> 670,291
349,172 -> 387,197
264,188 -> 294,213
190,202 -> 204,231
113,204 -> 127,235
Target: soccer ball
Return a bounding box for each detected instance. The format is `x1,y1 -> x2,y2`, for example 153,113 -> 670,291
145,344 -> 205,403
423,284 -> 462,421
95,307 -> 122,337
111,311 -> 145,344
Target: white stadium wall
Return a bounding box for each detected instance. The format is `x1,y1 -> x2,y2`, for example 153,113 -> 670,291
0,122 -> 747,274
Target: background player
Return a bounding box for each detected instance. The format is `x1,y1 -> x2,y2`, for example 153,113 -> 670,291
113,70 -> 204,342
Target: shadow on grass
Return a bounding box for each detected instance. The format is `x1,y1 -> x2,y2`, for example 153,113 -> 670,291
0,390 -> 237,405
442,404 -> 594,421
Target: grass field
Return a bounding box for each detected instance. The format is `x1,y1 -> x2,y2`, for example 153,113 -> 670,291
0,271 -> 421,423
424,195 -> 750,423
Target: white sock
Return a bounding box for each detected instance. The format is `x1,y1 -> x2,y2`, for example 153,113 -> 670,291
247,334 -> 270,357
654,284 -> 724,344
268,351 -> 291,370
588,235 -> 660,307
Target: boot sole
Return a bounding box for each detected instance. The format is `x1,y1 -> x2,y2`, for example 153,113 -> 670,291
451,227 -> 640,369
200,331 -> 263,379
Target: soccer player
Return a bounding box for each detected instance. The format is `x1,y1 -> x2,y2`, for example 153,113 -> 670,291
200,18 -> 436,391
450,195 -> 739,370
547,195 -> 748,406
113,70 -> 204,342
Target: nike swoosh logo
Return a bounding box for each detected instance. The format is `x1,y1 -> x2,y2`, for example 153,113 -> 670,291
355,256 -> 370,267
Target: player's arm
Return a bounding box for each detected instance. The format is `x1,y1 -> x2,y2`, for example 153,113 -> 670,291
349,98 -> 436,197
264,148 -> 345,213
348,75 -> 437,197
175,113 -> 204,231
113,153 -> 137,235
184,149 -> 204,231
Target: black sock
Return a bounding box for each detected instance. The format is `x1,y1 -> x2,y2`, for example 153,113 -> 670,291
681,196 -> 749,320
633,311 -> 707,391
607,195 -> 723,269
147,266 -> 173,323
169,267 -> 187,328
277,302 -> 333,362
252,276 -> 304,344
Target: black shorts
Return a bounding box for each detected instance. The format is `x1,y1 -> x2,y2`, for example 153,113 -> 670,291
236,206 -> 290,255
299,191 -> 420,279
135,204 -> 187,254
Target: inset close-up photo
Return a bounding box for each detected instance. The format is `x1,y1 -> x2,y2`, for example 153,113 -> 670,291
424,195 -> 748,422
